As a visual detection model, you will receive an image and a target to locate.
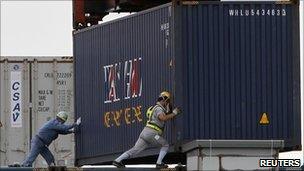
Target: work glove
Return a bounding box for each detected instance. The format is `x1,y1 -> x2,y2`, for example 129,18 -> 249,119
69,128 -> 75,133
76,117 -> 81,125
173,107 -> 181,116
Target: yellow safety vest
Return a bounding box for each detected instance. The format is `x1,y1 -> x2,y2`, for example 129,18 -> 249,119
146,105 -> 163,134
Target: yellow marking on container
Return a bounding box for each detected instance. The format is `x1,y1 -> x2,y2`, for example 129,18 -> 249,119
259,112 -> 270,125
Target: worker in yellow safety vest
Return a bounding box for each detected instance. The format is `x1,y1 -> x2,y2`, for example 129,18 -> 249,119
113,91 -> 181,169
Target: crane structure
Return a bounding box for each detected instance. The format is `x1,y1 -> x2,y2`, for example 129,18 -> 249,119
73,0 -> 170,29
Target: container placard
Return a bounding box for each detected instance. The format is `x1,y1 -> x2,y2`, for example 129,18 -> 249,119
10,71 -> 22,128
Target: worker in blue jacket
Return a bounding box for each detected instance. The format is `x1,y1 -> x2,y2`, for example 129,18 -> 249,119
20,111 -> 81,167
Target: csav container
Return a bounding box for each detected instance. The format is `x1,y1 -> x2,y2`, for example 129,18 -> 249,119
73,1 -> 300,166
0,57 -> 74,167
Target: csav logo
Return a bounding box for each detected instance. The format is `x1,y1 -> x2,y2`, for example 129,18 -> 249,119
11,71 -> 22,127
12,82 -> 21,121
104,58 -> 142,103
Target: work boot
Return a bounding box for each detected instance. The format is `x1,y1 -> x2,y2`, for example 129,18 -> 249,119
49,162 -> 56,166
113,161 -> 125,168
156,163 -> 168,169
8,163 -> 21,167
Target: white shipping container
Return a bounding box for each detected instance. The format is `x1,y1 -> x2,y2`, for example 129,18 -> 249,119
0,57 -> 74,167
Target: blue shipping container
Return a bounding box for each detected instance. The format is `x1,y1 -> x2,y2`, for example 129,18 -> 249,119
74,1 -> 300,166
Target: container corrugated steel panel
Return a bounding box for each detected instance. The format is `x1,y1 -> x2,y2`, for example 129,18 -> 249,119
74,4 -> 175,164
176,1 -> 300,148
0,60 -> 30,166
184,1 -> 300,149
0,57 -> 75,167
74,1 -> 300,166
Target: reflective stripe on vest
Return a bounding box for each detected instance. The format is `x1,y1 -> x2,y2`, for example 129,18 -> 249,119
146,105 -> 163,134
146,123 -> 163,134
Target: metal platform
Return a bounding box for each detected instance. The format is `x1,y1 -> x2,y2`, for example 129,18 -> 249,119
0,167 -> 179,171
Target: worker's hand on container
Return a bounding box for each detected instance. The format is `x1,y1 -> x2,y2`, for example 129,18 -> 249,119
76,117 -> 81,125
69,128 -> 75,133
173,107 -> 181,116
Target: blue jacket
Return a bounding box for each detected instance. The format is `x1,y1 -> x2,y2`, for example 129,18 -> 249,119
36,118 -> 76,145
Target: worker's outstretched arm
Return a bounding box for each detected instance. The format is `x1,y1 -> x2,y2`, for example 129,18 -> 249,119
55,117 -> 81,134
158,108 -> 181,121
57,128 -> 75,135
158,113 -> 175,121
59,127 -> 77,134
53,123 -> 77,134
